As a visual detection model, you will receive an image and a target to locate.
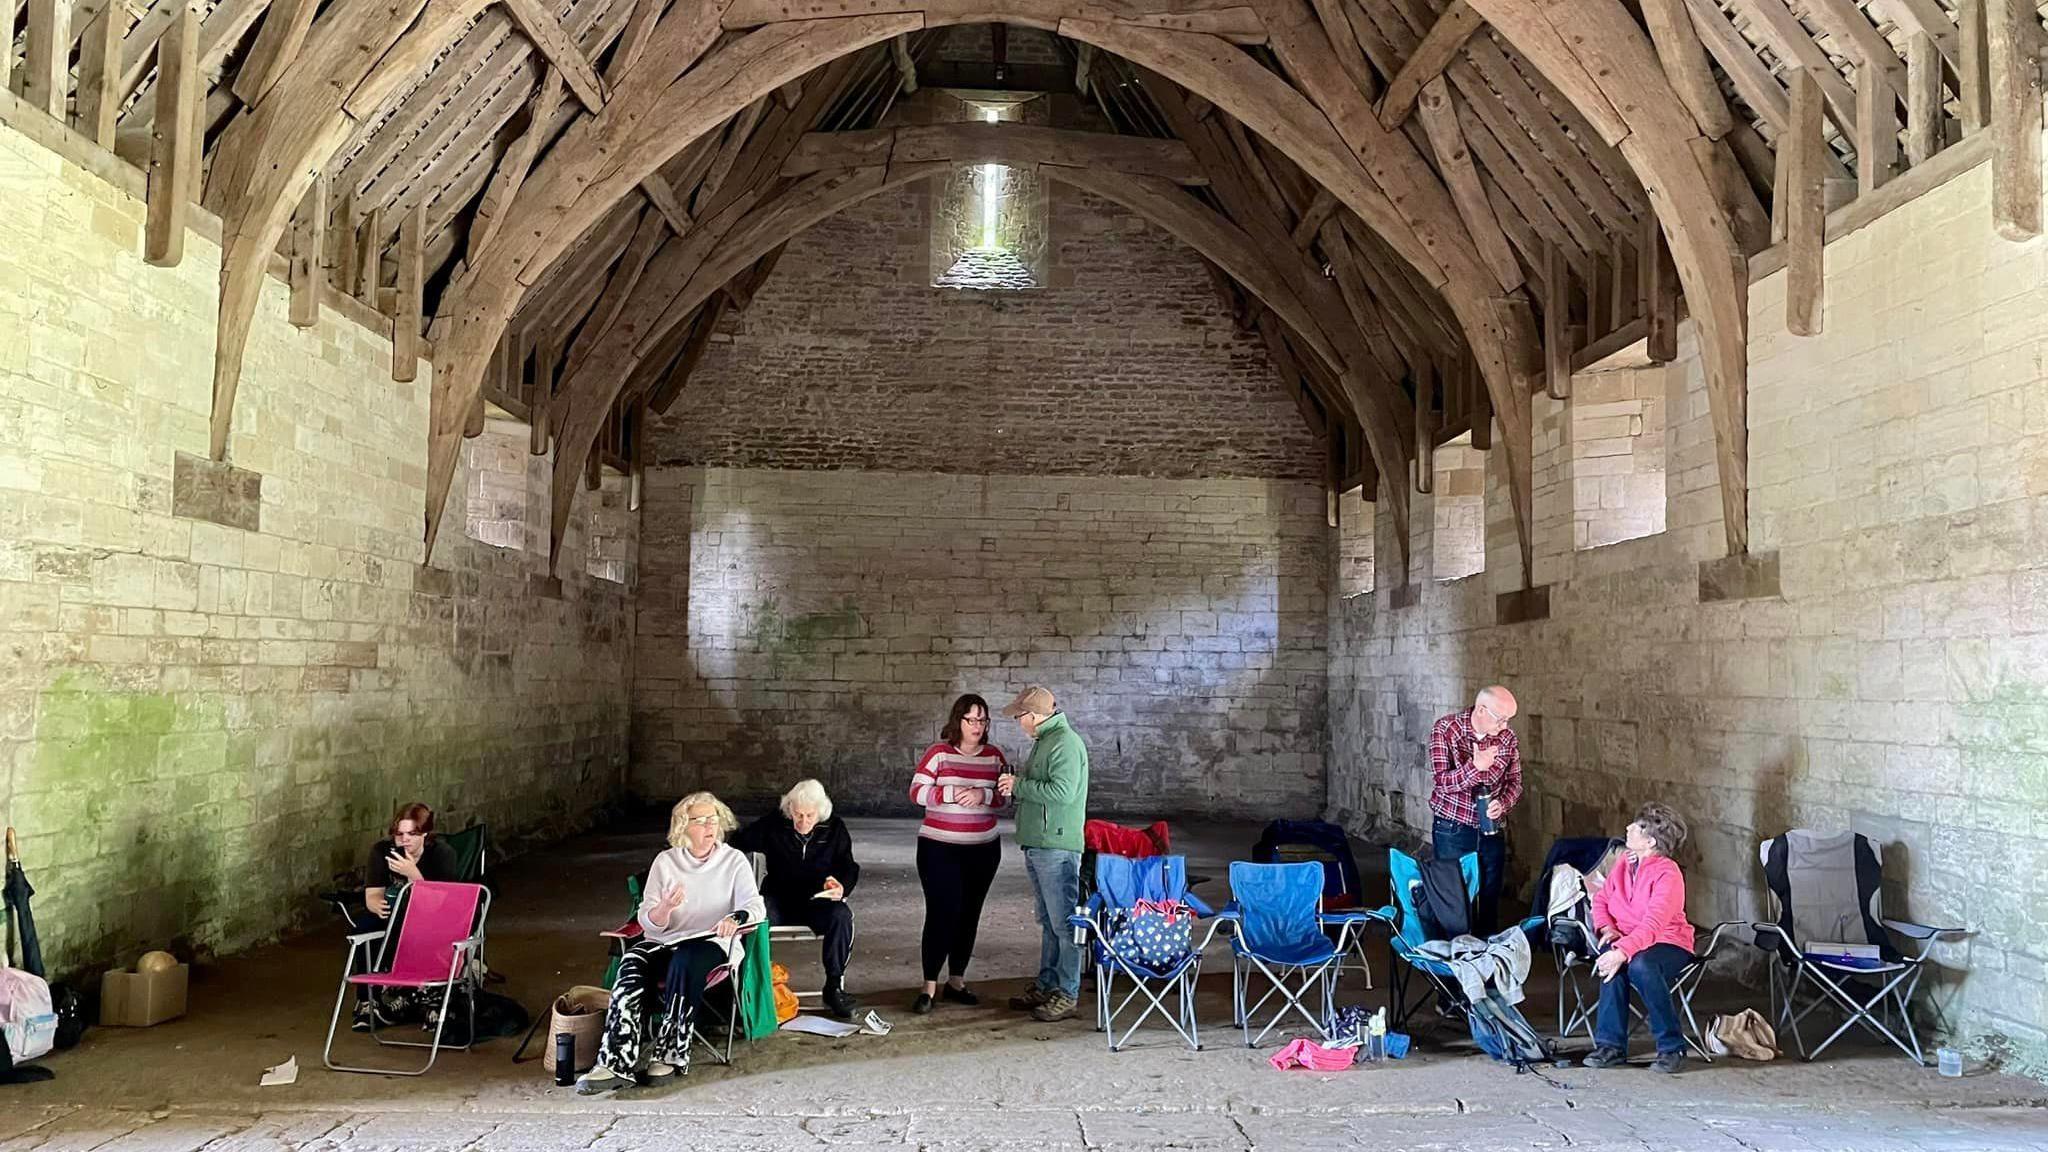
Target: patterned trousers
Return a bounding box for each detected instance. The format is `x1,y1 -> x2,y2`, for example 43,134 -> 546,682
596,938 -> 724,1075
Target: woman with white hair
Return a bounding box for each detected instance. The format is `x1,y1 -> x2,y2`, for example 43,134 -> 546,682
578,792 -> 765,1095
729,779 -> 862,1018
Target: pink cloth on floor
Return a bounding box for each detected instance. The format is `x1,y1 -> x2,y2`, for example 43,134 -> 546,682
1268,1038 -> 1358,1071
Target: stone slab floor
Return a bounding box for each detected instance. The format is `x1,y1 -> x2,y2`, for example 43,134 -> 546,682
4,817 -> 2045,1151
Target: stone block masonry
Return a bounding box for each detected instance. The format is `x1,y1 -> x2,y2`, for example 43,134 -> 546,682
0,123 -> 635,973
654,180 -> 1322,480
633,468 -> 1329,821
1331,155 -> 2048,1074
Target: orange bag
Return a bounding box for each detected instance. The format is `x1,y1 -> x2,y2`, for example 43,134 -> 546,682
770,962 -> 799,1023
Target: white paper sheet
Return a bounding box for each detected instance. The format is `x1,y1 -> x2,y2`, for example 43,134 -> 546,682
259,1055 -> 298,1086
779,1014 -> 861,1037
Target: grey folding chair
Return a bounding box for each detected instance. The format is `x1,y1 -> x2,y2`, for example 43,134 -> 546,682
1750,830 -> 1967,1064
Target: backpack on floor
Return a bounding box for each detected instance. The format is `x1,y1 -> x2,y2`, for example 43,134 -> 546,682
1467,990 -> 1553,1070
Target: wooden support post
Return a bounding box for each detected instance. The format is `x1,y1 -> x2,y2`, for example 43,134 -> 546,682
393,205 -> 423,383
1856,62 -> 1898,194
1586,256 -> 1613,342
1543,241 -> 1571,400
1467,358 -> 1492,450
629,392 -> 647,512
1786,69 -> 1827,336
354,206 -> 383,302
1610,237 -> 1636,327
1770,125 -> 1791,246
24,0 -> 74,118
1414,367 -> 1435,495
1643,217 -> 1679,364
584,434 -> 602,491
75,0 -> 126,149
144,4 -> 198,269
893,32 -> 919,93
1988,0 -> 2042,240
232,0 -> 320,106
1958,0 -> 1991,133
1904,32 -> 1942,165
288,178 -> 324,328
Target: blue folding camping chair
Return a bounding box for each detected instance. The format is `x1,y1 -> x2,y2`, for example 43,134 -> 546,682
1068,854 -> 1219,1051
1373,847 -> 1545,1030
1220,861 -> 1368,1048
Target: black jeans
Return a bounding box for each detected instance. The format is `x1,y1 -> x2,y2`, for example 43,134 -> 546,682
1431,817 -> 1506,936
1595,942 -> 1694,1055
765,896 -> 855,985
916,837 -> 1001,982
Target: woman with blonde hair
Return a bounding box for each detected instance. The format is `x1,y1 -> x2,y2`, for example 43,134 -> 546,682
578,792 -> 765,1095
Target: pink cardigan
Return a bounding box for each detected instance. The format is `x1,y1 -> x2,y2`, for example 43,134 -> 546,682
1591,853 -> 1696,958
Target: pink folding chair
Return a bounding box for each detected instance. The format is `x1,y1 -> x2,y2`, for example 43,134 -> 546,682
323,880 -> 490,1075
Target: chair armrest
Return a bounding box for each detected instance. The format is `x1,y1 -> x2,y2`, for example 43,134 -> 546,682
346,929 -> 387,947
1184,893 -> 1215,917
1692,920 -> 1745,962
1214,903 -> 1242,922
1882,918 -> 1967,941
1516,915 -> 1546,935
453,935 -> 485,953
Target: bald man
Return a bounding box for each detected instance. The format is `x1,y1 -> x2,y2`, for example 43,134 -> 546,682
1427,686 -> 1522,935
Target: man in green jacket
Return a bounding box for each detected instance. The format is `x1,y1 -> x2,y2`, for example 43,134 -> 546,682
997,684 -> 1090,1022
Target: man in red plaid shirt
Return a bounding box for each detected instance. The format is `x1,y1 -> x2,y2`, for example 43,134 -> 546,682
1428,686 -> 1520,934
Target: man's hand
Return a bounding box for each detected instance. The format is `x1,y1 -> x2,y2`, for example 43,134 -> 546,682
1594,948 -> 1627,982
1472,745 -> 1499,773
996,773 -> 1016,798
1486,798 -> 1507,821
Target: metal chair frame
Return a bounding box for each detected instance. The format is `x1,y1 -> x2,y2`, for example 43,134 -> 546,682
322,882 -> 490,1076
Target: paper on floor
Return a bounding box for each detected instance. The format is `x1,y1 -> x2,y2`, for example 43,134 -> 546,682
780,1015 -> 861,1037
259,1056 -> 298,1086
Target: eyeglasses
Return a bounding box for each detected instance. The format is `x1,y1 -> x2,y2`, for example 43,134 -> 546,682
1476,702 -> 1510,726
962,716 -> 989,725
683,816 -> 722,828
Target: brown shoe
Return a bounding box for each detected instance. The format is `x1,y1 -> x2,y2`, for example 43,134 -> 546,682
1008,985 -> 1052,1011
1030,991 -> 1078,1022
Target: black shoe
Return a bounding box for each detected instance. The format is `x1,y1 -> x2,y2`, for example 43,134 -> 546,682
911,992 -> 934,1015
350,1000 -> 392,1032
941,983 -> 979,1006
1582,1046 -> 1628,1069
823,983 -> 858,1020
1650,1050 -> 1684,1074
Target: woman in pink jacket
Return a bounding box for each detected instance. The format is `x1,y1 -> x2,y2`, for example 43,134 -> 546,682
1583,802 -> 1697,1073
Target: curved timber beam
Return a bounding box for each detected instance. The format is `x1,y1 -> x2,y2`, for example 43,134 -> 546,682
543,151 -> 1415,576
203,0 -> 495,463
429,7 -> 1547,576
1466,0 -> 1751,557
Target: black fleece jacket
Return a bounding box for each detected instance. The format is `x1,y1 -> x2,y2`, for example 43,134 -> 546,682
728,813 -> 861,909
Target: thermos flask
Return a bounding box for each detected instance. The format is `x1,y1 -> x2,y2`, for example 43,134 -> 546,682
554,1033 -> 575,1086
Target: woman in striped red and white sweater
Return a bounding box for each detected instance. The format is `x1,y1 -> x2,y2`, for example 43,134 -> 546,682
909,693 -> 1010,1014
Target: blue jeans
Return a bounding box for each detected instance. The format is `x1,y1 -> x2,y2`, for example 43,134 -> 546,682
1431,817 -> 1506,936
1595,942 -> 1693,1055
1023,847 -> 1082,998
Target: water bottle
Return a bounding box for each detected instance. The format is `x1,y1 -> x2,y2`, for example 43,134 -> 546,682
1937,1047 -> 1964,1077
1073,905 -> 1088,947
554,1033 -> 575,1085
1475,788 -> 1496,835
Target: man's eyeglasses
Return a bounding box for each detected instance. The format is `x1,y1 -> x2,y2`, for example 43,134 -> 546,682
1476,702 -> 1510,726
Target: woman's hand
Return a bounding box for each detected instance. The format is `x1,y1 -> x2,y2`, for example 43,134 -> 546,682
1594,948 -> 1627,982
654,884 -> 686,914
821,877 -> 844,901
1596,925 -> 1621,946
714,915 -> 741,939
386,852 -> 422,882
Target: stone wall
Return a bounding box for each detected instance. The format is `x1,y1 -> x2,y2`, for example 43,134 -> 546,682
633,468 -> 1329,820
0,122 -> 635,973
650,181 -> 1322,480
1329,158 -> 2048,1072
